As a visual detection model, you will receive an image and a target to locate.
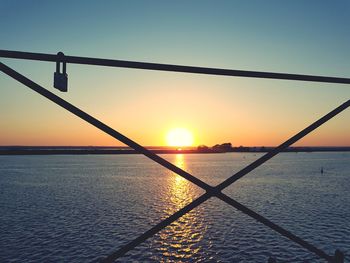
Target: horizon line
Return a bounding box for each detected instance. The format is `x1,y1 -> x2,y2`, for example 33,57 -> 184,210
1,145 -> 350,148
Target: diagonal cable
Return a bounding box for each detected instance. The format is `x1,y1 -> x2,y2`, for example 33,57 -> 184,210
102,187 -> 335,262
101,193 -> 211,263
1,61 -> 347,262
0,61 -> 211,192
215,192 -> 333,262
103,99 -> 349,261
215,99 -> 350,191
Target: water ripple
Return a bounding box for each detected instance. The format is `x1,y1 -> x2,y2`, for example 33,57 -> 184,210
0,153 -> 349,262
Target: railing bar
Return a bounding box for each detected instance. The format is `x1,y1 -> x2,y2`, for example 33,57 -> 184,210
216,99 -> 350,191
106,188 -> 333,262
105,99 -> 349,261
0,62 -> 211,192
101,193 -> 211,263
1,50 -> 350,84
1,60 -> 346,262
105,188 -> 334,262
216,192 -> 333,262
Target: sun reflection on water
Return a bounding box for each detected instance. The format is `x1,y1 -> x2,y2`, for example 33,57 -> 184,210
170,154 -> 192,208
152,154 -> 207,262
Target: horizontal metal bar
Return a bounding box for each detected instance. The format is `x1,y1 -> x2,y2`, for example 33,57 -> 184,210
1,50 -> 350,84
0,61 -> 212,192
1,59 -> 344,263
216,99 -> 350,191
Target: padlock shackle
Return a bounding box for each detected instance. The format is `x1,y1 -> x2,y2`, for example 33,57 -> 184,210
57,52 -> 64,58
56,52 -> 66,74
62,60 -> 66,74
56,59 -> 60,73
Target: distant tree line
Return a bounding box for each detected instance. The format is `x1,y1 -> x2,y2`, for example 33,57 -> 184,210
197,144 -> 268,153
196,144 -> 350,153
197,143 -> 233,152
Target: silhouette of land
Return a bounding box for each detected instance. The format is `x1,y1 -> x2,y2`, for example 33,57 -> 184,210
0,144 -> 349,155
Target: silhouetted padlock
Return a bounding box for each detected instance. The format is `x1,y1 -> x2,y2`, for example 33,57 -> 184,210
54,52 -> 68,92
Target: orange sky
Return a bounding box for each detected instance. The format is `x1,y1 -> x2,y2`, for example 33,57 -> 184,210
1,2 -> 349,147
1,69 -> 349,147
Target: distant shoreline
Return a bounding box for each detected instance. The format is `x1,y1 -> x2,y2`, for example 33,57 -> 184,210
0,146 -> 349,155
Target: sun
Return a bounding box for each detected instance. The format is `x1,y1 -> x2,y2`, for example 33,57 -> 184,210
166,128 -> 194,147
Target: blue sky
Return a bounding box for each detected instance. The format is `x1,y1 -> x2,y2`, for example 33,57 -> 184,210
1,0 -> 349,146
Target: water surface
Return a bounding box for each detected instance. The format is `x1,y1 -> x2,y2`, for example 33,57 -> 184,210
0,152 -> 349,262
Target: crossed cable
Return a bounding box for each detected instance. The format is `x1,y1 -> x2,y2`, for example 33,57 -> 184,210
1,57 -> 349,263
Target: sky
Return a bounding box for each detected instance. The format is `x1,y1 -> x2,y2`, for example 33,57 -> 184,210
1,0 -> 349,147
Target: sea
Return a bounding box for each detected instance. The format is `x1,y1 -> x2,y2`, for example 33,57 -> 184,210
0,152 -> 349,262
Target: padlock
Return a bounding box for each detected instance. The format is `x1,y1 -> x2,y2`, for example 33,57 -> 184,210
53,52 -> 68,92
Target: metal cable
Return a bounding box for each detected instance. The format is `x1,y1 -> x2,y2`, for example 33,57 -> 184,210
1,59 -> 347,263
1,50 -> 350,84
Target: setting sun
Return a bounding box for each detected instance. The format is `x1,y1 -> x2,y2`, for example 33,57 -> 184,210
166,128 -> 194,147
